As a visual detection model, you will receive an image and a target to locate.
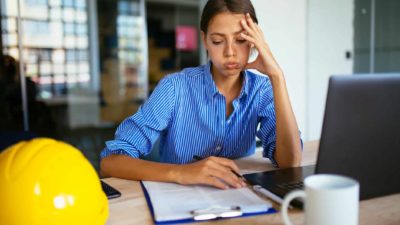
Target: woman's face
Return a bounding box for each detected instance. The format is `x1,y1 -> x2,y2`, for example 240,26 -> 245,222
202,12 -> 251,78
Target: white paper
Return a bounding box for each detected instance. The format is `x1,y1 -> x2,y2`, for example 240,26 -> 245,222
143,181 -> 272,222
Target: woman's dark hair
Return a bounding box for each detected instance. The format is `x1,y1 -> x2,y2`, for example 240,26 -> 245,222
200,0 -> 258,34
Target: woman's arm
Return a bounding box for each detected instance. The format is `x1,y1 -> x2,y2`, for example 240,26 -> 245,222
241,13 -> 302,168
100,73 -> 246,189
268,75 -> 302,167
100,155 -> 246,189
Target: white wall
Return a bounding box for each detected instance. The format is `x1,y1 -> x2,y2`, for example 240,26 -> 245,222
307,0 -> 354,140
252,0 -> 354,140
252,0 -> 308,139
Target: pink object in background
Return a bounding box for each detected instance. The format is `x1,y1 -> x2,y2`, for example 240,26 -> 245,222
175,26 -> 197,51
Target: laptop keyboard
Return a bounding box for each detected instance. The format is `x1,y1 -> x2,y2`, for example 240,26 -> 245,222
277,181 -> 304,191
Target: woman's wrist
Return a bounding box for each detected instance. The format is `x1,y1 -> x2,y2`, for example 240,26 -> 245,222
259,50 -> 284,80
268,70 -> 285,83
167,164 -> 183,184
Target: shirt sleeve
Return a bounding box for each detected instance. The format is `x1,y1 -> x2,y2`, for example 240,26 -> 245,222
256,79 -> 304,167
100,76 -> 175,158
256,79 -> 278,167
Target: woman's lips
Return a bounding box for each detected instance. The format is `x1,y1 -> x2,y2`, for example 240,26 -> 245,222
224,62 -> 239,70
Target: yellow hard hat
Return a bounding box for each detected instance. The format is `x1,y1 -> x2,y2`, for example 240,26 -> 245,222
0,138 -> 108,225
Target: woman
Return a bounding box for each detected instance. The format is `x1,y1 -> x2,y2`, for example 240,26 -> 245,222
100,0 -> 302,189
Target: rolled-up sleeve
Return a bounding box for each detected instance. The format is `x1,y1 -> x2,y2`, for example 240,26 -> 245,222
100,76 -> 175,158
256,79 -> 304,167
256,79 -> 278,167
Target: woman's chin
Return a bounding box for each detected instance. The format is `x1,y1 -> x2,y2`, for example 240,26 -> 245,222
222,68 -> 242,77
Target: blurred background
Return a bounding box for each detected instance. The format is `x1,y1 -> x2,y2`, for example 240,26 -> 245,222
0,0 -> 399,172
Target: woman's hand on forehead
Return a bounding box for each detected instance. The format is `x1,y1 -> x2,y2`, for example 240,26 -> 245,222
240,13 -> 283,78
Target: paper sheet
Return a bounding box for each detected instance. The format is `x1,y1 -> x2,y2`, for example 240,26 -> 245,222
143,181 -> 272,222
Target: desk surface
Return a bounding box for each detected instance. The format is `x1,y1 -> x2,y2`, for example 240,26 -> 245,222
103,141 -> 400,225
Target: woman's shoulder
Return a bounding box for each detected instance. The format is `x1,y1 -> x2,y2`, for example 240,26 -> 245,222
245,69 -> 272,88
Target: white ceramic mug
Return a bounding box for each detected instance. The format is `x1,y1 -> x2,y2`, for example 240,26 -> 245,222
281,174 -> 359,225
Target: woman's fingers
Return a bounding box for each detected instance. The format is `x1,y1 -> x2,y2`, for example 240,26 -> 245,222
203,176 -> 229,189
175,157 -> 245,189
210,158 -> 246,188
241,32 -> 256,45
245,13 -> 258,33
206,168 -> 241,188
199,157 -> 245,189
209,156 -> 240,173
240,18 -> 254,37
240,18 -> 264,53
241,14 -> 263,39
206,161 -> 244,188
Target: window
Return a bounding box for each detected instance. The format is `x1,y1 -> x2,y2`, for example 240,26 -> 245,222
1,0 -> 91,98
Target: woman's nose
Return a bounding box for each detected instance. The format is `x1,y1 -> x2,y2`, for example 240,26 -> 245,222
224,42 -> 235,57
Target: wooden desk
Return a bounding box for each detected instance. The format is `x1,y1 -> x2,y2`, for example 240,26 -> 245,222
103,141 -> 400,225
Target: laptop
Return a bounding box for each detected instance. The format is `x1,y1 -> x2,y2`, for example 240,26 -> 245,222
244,74 -> 400,208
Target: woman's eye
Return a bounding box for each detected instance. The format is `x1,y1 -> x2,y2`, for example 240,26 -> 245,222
212,41 -> 222,45
237,39 -> 247,44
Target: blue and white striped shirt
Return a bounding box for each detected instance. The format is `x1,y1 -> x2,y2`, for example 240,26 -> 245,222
101,61 -> 281,166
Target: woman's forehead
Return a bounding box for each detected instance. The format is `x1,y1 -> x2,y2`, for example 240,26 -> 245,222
207,12 -> 246,35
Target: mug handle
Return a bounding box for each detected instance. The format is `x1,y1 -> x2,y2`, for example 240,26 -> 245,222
281,190 -> 306,225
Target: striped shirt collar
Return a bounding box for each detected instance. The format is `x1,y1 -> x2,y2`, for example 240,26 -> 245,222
204,61 -> 250,101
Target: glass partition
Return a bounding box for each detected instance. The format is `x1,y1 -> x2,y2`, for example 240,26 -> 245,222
354,0 -> 400,73
0,0 -> 148,172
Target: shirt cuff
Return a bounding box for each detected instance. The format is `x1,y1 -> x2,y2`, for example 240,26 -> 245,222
100,140 -> 141,159
263,135 -> 304,168
262,140 -> 278,167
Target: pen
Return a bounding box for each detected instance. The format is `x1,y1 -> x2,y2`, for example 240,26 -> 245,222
253,185 -> 293,208
192,155 -> 246,181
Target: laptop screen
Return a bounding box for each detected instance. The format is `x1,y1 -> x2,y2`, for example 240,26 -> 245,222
244,75 -> 400,205
317,74 -> 400,199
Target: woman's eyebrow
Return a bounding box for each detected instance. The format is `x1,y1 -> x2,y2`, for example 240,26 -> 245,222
210,29 -> 244,37
210,32 -> 225,37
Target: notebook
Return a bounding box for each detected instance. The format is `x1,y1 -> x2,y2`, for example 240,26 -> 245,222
141,181 -> 276,224
244,74 -> 400,208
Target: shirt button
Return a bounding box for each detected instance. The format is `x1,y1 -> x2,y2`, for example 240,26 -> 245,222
216,146 -> 222,151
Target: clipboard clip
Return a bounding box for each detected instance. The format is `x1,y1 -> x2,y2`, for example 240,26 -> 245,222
190,205 -> 243,221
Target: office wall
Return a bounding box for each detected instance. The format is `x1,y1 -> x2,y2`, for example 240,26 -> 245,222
252,0 -> 307,139
253,0 -> 354,140
306,0 -> 354,140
